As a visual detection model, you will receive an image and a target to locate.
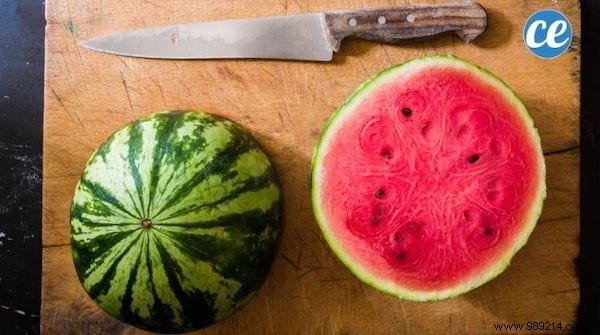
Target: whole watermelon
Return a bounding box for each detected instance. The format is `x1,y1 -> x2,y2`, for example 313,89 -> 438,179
70,110 -> 282,333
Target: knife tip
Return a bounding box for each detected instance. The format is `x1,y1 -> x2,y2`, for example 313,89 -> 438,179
79,39 -> 96,50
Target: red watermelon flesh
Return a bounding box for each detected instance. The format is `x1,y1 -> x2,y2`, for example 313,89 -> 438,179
312,56 -> 545,300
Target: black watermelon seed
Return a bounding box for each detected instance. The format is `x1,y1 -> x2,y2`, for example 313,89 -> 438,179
380,147 -> 393,159
483,225 -> 493,237
469,154 -> 480,164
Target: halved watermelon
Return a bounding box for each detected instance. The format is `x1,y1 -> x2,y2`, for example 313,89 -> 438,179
311,55 -> 546,301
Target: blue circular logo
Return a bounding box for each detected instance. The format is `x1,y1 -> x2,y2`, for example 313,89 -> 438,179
523,9 -> 572,59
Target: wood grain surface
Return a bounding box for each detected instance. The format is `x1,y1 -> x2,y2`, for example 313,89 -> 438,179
43,1 -> 580,334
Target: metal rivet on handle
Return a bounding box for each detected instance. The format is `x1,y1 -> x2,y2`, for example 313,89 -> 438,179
348,18 -> 357,27
378,16 -> 387,24
406,13 -> 416,23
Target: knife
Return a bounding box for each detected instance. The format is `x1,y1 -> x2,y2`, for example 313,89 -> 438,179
81,3 -> 487,61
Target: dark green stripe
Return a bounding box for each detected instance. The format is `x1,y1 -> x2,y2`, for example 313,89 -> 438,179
160,170 -> 275,221
91,133 -> 116,164
153,205 -> 280,304
153,171 -> 176,208
152,234 -> 216,330
145,233 -> 177,330
74,221 -> 138,228
79,178 -> 138,219
158,205 -> 278,230
87,231 -> 143,298
151,228 -> 224,263
74,224 -> 136,228
124,187 -> 143,218
72,228 -> 140,278
153,130 -> 255,218
119,233 -> 144,324
146,112 -> 182,217
72,225 -> 139,248
71,199 -> 138,228
127,121 -> 147,217
70,201 -> 113,223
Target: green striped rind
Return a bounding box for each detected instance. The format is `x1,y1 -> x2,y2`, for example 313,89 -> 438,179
311,55 -> 546,301
70,110 -> 282,333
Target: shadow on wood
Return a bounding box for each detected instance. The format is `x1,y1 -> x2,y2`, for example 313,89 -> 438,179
473,8 -> 513,49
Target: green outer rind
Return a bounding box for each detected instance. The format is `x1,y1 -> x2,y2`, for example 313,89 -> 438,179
311,55 -> 547,301
70,110 -> 283,332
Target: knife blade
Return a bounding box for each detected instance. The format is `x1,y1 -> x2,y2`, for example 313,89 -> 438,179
81,3 -> 487,61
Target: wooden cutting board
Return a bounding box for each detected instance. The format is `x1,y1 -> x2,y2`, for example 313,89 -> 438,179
42,0 -> 580,334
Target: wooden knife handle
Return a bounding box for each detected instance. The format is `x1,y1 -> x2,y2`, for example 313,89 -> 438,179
322,3 -> 487,51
